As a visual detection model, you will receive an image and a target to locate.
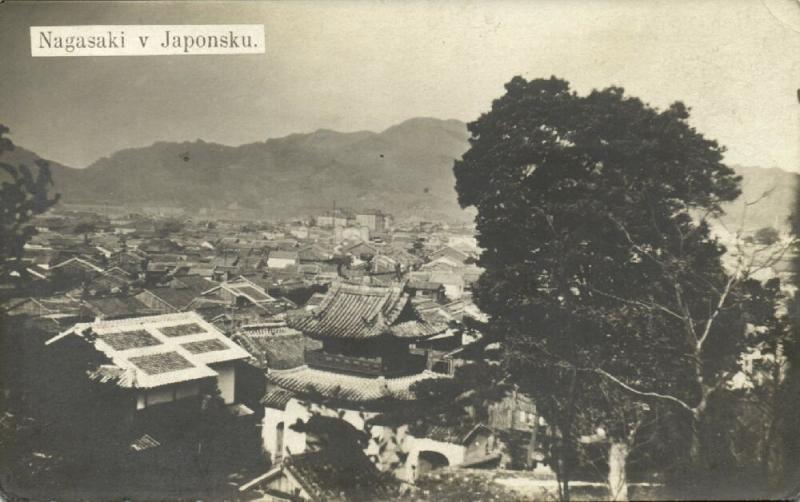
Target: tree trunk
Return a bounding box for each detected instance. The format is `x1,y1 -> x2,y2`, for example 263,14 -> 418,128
688,419 -> 700,465
607,441 -> 629,501
560,370 -> 579,502
683,406 -> 703,498
688,399 -> 704,466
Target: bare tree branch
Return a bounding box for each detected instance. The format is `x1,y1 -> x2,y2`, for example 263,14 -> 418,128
696,272 -> 738,351
595,368 -> 696,417
586,285 -> 685,321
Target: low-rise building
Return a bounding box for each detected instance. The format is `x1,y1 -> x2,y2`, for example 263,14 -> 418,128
267,250 -> 300,269
46,312 -> 251,408
355,210 -> 388,233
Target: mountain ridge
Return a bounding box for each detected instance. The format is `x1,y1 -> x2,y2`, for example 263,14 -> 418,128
2,118 -> 797,227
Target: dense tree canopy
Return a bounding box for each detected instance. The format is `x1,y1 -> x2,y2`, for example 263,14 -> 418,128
453,76 -> 787,499
454,75 -> 742,413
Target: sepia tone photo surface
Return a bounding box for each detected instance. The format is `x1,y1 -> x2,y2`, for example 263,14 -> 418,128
1,1 -> 799,500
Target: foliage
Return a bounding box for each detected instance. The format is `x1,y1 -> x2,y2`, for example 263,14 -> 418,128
0,317 -> 265,499
0,317 -> 133,495
0,125 -> 60,280
373,360 -> 509,439
452,76 -> 787,498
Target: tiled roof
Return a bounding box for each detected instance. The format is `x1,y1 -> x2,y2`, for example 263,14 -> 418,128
269,250 -> 299,260
304,292 -> 327,309
429,271 -> 465,286
289,281 -> 445,341
2,295 -> 84,318
260,389 -> 295,409
298,245 -> 333,262
239,321 -> 302,337
420,424 -> 464,443
298,263 -> 322,275
172,275 -> 214,292
341,241 -> 378,255
48,312 -> 250,389
282,446 -> 388,501
429,246 -> 469,263
268,365 -> 443,402
387,320 -> 445,338
50,256 -> 105,273
137,287 -> 202,311
84,296 -> 158,319
407,279 -> 444,291
233,328 -> 321,370
240,446 -> 390,499
232,284 -> 272,302
443,298 -> 488,322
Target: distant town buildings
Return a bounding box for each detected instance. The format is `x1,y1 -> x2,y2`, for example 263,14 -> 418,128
4,204 -> 554,496
355,210 -> 387,233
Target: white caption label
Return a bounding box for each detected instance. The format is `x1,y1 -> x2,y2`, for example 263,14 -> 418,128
30,25 -> 265,57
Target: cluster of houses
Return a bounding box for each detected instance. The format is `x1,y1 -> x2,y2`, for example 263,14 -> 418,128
2,208 -> 549,500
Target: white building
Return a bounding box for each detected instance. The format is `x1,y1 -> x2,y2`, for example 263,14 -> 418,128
266,250 -> 299,269
355,211 -> 388,233
46,312 -> 251,408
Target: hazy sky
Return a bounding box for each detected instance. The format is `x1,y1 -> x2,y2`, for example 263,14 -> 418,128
1,0 -> 798,171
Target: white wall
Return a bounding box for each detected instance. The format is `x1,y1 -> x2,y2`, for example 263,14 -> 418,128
443,283 -> 464,299
267,258 -> 296,269
136,381 -> 202,410
262,407 -> 290,462
210,362 -> 236,404
261,398 -> 465,482
404,436 -> 466,480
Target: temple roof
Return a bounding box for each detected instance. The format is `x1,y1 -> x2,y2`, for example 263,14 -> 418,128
283,447 -> 388,501
289,281 -> 445,340
261,389 -> 295,410
241,444 -> 390,501
268,365 -> 442,402
233,326 -> 321,370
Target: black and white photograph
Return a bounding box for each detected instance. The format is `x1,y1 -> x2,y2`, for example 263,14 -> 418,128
1,1 -> 799,500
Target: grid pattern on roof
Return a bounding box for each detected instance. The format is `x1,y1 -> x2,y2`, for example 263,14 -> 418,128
100,330 -> 162,351
181,339 -> 229,354
56,312 -> 253,388
158,323 -> 206,337
129,351 -> 195,374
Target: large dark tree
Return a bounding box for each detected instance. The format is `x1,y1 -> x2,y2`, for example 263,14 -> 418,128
0,125 -> 60,281
453,76 -> 784,499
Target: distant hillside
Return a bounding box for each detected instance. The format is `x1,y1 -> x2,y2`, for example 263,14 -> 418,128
0,144 -> 83,189
2,118 -> 796,228
9,117 -> 473,221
